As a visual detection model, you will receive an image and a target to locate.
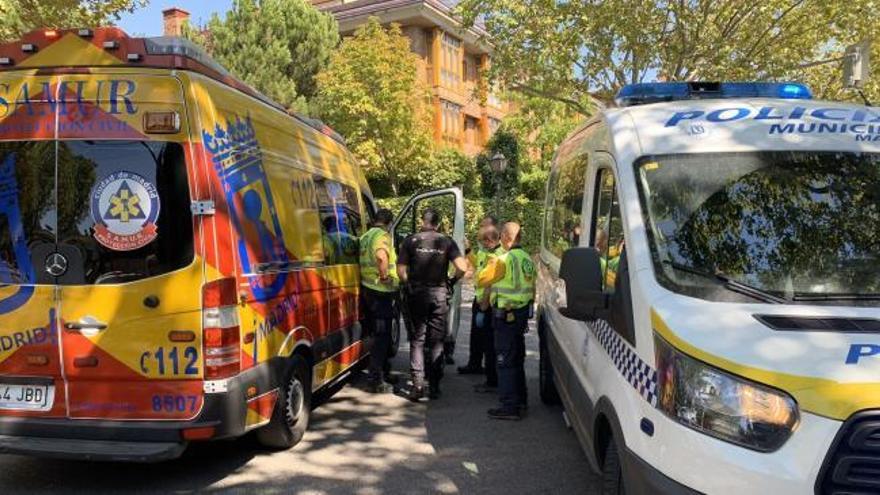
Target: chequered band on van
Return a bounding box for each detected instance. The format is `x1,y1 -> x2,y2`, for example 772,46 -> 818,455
590,319 -> 659,407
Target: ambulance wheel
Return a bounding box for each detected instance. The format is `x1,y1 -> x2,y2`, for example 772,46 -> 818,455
388,315 -> 402,358
601,437 -> 625,495
539,321 -> 561,405
256,355 -> 311,450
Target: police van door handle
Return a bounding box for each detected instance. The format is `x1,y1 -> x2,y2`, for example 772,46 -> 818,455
65,316 -> 108,332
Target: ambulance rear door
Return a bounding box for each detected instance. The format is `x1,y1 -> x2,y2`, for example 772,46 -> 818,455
53,72 -> 206,421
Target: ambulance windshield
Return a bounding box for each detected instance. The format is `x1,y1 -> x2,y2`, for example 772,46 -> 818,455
637,151 -> 880,303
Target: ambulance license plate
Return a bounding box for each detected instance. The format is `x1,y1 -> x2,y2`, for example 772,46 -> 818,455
0,383 -> 53,411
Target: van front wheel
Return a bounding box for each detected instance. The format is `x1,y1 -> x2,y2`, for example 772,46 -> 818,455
256,355 -> 312,449
601,436 -> 626,495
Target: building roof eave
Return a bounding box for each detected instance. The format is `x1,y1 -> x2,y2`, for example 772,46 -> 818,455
330,0 -> 493,54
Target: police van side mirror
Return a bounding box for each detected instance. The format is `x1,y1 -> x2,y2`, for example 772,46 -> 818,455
557,247 -> 609,322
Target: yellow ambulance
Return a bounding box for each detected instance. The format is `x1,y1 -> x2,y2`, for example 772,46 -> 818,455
0,27 -> 463,461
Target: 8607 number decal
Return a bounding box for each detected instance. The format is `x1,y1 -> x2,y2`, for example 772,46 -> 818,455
151,395 -> 198,413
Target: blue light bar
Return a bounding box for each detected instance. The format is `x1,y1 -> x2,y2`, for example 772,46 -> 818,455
615,81 -> 812,107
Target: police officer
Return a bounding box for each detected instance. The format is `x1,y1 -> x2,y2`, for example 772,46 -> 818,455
458,224 -> 504,391
477,222 -> 535,420
397,208 -> 470,401
359,209 -> 398,393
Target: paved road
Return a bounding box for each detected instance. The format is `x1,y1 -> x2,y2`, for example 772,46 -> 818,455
0,287 -> 597,494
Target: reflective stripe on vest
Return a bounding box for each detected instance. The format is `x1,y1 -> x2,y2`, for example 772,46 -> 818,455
359,227 -> 398,292
493,248 -> 535,309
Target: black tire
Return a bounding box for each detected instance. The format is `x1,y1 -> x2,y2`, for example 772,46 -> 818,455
388,315 -> 402,358
539,320 -> 561,405
256,354 -> 311,450
601,437 -> 625,495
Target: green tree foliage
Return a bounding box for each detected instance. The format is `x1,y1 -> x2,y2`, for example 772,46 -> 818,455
0,0 -> 144,42
188,0 -> 339,113
377,196 -> 545,253
457,0 -> 880,110
502,92 -> 581,199
315,18 -> 433,196
413,148 -> 481,197
476,129 -> 521,198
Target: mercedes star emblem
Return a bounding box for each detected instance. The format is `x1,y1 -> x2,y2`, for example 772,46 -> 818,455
45,252 -> 69,277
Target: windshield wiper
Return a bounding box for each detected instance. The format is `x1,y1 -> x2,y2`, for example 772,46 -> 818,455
793,293 -> 880,301
663,261 -> 788,304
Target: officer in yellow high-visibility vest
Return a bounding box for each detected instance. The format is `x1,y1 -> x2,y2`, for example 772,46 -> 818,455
359,209 -> 399,393
459,222 -> 504,392
477,222 -> 535,420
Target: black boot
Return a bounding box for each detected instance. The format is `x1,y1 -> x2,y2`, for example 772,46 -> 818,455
488,407 -> 521,421
457,365 -> 484,375
407,386 -> 426,403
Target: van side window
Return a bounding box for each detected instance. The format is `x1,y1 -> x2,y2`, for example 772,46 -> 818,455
542,164 -> 561,254
362,193 -> 375,225
546,155 -> 588,259
593,168 -> 624,292
315,177 -> 361,265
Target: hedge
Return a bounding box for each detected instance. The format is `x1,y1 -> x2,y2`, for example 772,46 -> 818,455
376,196 -> 545,254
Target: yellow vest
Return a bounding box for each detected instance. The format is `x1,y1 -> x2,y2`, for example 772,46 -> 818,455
474,245 -> 504,300
359,227 -> 398,292
493,248 -> 535,310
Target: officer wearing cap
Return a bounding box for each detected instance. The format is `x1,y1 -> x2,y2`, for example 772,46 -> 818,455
397,208 -> 470,401
477,222 -> 535,420
359,208 -> 399,393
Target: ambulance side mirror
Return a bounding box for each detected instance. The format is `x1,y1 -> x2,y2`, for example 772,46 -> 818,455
557,247 -> 609,322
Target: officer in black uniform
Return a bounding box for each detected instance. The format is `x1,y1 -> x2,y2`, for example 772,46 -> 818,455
397,208 -> 470,401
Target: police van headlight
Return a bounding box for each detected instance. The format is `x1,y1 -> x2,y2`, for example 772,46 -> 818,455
654,335 -> 798,452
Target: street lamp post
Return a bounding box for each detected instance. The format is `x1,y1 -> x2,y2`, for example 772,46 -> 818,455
489,152 -> 508,216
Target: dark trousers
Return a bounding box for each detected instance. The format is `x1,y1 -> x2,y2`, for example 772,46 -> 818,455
362,286 -> 396,383
408,287 -> 449,389
483,309 -> 498,386
465,299 -> 485,368
468,299 -> 498,386
493,306 -> 529,411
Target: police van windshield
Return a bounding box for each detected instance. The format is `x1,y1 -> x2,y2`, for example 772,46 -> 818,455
636,151 -> 880,304
0,140 -> 193,286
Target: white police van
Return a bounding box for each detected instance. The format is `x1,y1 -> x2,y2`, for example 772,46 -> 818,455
536,81 -> 880,494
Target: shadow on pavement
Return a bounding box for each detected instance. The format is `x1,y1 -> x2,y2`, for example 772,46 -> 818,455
0,284 -> 596,494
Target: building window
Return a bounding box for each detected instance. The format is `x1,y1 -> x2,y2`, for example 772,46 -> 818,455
465,116 -> 479,145
441,32 -> 462,89
441,100 -> 462,144
463,55 -> 479,83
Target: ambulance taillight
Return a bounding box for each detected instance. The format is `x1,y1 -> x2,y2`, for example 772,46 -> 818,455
202,277 -> 241,380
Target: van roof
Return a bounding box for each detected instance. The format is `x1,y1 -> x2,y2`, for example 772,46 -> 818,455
0,27 -> 346,145
601,97 -> 880,156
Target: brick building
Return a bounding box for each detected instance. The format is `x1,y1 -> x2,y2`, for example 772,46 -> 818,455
312,0 -> 509,156
163,1 -> 508,155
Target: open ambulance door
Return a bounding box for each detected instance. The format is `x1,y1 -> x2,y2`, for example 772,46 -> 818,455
391,188 -> 466,350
